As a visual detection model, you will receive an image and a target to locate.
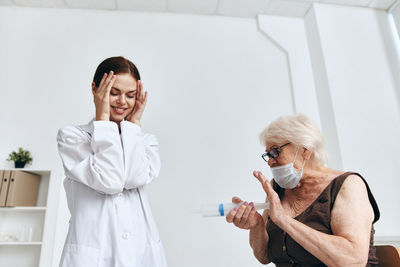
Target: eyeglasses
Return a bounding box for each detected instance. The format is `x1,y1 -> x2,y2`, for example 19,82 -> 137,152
261,142 -> 291,162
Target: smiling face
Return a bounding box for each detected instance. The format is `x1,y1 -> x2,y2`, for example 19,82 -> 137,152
108,73 -> 137,123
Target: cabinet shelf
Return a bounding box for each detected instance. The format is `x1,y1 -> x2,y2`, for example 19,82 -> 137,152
0,242 -> 42,245
0,169 -> 54,267
0,207 -> 46,211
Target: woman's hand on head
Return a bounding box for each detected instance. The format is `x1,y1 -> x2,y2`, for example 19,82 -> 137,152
253,171 -> 290,228
93,71 -> 116,121
226,196 -> 264,230
126,80 -> 147,127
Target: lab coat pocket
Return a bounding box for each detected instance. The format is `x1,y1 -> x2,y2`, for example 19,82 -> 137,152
60,243 -> 101,267
140,239 -> 168,267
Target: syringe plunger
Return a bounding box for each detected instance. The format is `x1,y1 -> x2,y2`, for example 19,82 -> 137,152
200,202 -> 270,217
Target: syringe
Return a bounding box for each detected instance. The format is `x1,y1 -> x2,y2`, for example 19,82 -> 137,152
199,202 -> 270,217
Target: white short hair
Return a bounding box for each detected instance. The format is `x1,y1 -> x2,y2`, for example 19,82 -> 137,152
259,113 -> 328,166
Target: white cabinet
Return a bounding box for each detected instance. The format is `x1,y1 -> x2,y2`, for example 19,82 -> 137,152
0,170 -> 59,267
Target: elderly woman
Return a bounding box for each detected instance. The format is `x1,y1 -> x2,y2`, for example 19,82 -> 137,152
226,114 -> 380,266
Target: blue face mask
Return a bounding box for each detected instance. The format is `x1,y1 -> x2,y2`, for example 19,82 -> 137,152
270,147 -> 306,189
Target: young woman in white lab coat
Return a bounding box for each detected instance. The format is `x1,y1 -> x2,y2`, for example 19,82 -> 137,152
57,56 -> 168,267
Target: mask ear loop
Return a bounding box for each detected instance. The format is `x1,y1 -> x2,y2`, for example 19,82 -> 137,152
292,146 -> 299,163
299,149 -> 308,175
300,156 -> 307,170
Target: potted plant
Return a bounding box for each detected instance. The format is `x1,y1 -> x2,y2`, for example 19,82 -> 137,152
7,147 -> 33,168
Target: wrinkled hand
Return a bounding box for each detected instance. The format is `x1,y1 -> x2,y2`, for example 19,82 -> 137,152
226,196 -> 264,230
93,71 -> 116,121
126,80 -> 147,127
253,171 -> 289,228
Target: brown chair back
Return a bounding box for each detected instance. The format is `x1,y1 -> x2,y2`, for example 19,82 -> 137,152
375,245 -> 400,267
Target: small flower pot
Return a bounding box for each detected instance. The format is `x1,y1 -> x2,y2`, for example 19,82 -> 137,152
14,161 -> 26,168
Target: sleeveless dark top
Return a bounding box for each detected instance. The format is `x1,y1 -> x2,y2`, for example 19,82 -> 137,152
267,172 -> 380,267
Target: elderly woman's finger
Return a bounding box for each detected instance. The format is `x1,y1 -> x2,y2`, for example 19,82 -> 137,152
232,196 -> 242,204
253,171 -> 270,193
241,203 -> 253,222
249,206 -> 257,219
234,202 -> 248,222
254,171 -> 282,208
226,208 -> 238,223
253,170 -> 279,203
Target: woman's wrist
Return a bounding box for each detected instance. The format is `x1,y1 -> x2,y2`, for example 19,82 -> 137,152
275,214 -> 291,231
131,120 -> 141,127
96,115 -> 109,121
250,214 -> 265,230
249,215 -> 269,251
95,111 -> 109,121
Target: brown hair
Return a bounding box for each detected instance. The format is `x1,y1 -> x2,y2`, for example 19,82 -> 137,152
92,56 -> 141,87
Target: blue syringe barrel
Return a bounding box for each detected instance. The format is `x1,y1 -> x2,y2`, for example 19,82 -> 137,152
200,202 -> 270,217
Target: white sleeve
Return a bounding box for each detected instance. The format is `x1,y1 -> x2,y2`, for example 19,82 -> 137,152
57,121 -> 125,194
120,121 -> 161,189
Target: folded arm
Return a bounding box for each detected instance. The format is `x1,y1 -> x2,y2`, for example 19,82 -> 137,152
57,121 -> 125,194
120,121 -> 161,189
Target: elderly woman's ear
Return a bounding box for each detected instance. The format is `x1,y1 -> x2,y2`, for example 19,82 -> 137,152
302,148 -> 312,161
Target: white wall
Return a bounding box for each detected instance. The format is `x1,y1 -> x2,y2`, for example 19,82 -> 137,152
305,3 -> 400,237
391,2 -> 400,38
0,6 -> 292,267
388,3 -> 400,110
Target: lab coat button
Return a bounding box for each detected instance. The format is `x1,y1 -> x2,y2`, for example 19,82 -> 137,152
118,193 -> 123,197
122,233 -> 129,240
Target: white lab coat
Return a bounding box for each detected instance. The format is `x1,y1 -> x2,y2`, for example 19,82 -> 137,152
57,120 -> 168,267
